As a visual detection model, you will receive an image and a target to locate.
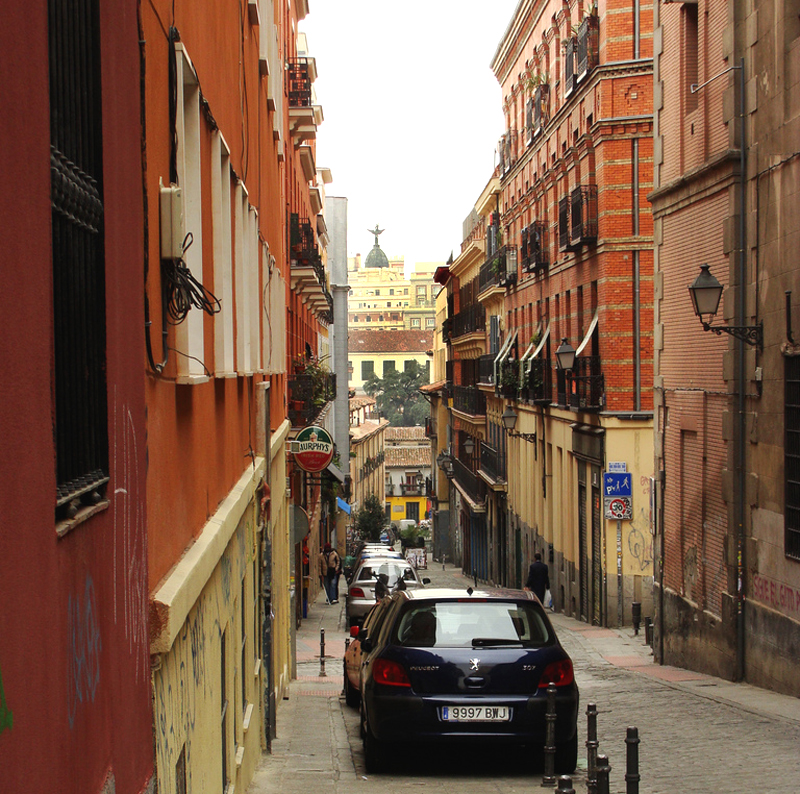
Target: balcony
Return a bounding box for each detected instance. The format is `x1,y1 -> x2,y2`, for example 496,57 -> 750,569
555,357 -> 604,412
521,222 -> 548,273
452,456 -> 486,508
522,357 -> 553,404
577,14 -> 599,81
288,371 -> 337,427
424,416 -> 437,439
478,354 -> 495,387
290,214 -> 327,307
559,186 -> 598,251
564,36 -> 577,98
287,58 -> 318,140
479,441 -> 506,485
533,83 -> 549,138
452,385 -> 487,417
400,481 -> 431,497
451,304 -> 486,339
479,245 -> 516,293
567,356 -> 604,410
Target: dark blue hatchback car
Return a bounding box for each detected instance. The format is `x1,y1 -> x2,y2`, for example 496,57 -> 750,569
358,587 -> 579,773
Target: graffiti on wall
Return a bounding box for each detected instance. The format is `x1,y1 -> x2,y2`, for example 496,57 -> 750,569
752,573 -> 800,615
0,664 -> 13,734
68,575 -> 102,729
113,393 -> 149,684
154,515 -> 255,790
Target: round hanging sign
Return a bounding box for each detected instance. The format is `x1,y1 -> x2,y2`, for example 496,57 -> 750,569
293,426 -> 334,473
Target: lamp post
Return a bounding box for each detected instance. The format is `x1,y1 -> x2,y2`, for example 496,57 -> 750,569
555,337 -> 576,371
688,264 -> 763,349
501,405 -> 536,443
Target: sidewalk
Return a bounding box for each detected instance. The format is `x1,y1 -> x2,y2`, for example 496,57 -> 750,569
247,562 -> 800,793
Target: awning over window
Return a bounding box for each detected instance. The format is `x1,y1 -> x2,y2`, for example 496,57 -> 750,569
576,312 -> 599,356
493,328 -> 518,386
523,322 -> 550,379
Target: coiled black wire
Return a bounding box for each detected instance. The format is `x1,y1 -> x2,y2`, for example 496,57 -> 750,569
163,233 -> 221,324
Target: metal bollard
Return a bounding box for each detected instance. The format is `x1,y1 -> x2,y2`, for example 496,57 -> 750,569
319,628 -> 327,677
556,776 -> 575,794
586,702 -> 599,794
644,616 -> 653,646
631,601 -> 641,635
596,754 -> 611,794
625,726 -> 640,794
541,682 -> 557,787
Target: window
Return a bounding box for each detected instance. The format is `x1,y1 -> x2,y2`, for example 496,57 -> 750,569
390,288 -> 395,295
426,318 -> 436,327
682,4 -> 699,113
49,0 -> 109,521
412,318 -> 421,328
786,356 -> 800,560
362,361 -> 375,380
212,132 -> 235,375
404,360 -> 415,373
383,360 -> 396,376
175,44 -> 207,381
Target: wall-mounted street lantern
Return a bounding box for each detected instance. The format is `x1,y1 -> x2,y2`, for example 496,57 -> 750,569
463,436 -> 475,456
436,448 -> 455,479
688,263 -> 763,349
555,337 -> 576,371
501,406 -> 537,443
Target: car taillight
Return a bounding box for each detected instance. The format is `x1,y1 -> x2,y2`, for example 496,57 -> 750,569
372,658 -> 411,688
349,587 -> 366,598
538,659 -> 574,688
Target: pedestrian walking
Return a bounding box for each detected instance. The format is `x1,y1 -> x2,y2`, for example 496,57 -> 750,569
524,552 -> 550,606
318,545 -> 330,603
323,543 -> 340,604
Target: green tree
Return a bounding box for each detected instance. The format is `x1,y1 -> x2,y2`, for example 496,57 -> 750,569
355,493 -> 387,542
364,361 -> 430,426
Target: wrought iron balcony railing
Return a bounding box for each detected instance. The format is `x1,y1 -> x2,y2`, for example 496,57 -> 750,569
521,222 -> 549,273
522,357 -> 553,404
479,245 -> 516,293
479,441 -> 505,484
478,354 -> 496,386
288,372 -> 336,427
554,357 -> 604,411
451,304 -> 486,339
567,356 -> 604,410
453,385 -> 487,417
452,456 -> 486,506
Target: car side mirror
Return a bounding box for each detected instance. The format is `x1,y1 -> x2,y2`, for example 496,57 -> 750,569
422,578 -> 431,584
361,636 -> 374,653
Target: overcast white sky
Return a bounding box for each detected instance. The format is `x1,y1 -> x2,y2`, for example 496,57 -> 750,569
303,0 -> 520,272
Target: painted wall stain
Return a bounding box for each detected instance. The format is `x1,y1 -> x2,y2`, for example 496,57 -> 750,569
113,393 -> 149,684
68,576 -> 102,729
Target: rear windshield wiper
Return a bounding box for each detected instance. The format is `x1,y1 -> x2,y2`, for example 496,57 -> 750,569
471,638 -> 524,647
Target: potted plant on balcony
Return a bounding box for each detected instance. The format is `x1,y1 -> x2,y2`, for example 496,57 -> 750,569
500,360 -> 520,398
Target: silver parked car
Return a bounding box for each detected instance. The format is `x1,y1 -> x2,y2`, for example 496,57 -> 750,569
346,557 -> 429,627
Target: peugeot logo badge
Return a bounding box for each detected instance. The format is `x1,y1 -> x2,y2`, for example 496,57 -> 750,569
469,658 -> 480,671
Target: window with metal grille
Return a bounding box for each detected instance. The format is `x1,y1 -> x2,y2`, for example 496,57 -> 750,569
49,0 -> 109,521
785,356 -> 800,560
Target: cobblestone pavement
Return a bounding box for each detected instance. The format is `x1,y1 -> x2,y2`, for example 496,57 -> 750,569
248,559 -> 800,794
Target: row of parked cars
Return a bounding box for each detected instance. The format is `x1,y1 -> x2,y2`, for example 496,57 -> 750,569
342,546 -> 580,775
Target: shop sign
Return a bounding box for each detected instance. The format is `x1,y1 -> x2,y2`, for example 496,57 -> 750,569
293,426 -> 334,473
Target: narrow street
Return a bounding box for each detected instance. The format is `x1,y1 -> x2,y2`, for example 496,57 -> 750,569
248,561 -> 800,793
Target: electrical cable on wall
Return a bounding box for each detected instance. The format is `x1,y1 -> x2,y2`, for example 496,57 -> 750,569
162,232 -> 222,323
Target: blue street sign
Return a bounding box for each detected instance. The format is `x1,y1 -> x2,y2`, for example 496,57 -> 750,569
602,472 -> 632,498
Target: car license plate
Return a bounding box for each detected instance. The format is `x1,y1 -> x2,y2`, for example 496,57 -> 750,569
441,705 -> 510,722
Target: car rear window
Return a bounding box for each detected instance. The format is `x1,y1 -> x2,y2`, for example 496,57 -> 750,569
395,601 -> 552,648
356,562 -> 417,586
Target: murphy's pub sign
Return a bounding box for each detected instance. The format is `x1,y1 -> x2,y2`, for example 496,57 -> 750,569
293,426 -> 334,473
